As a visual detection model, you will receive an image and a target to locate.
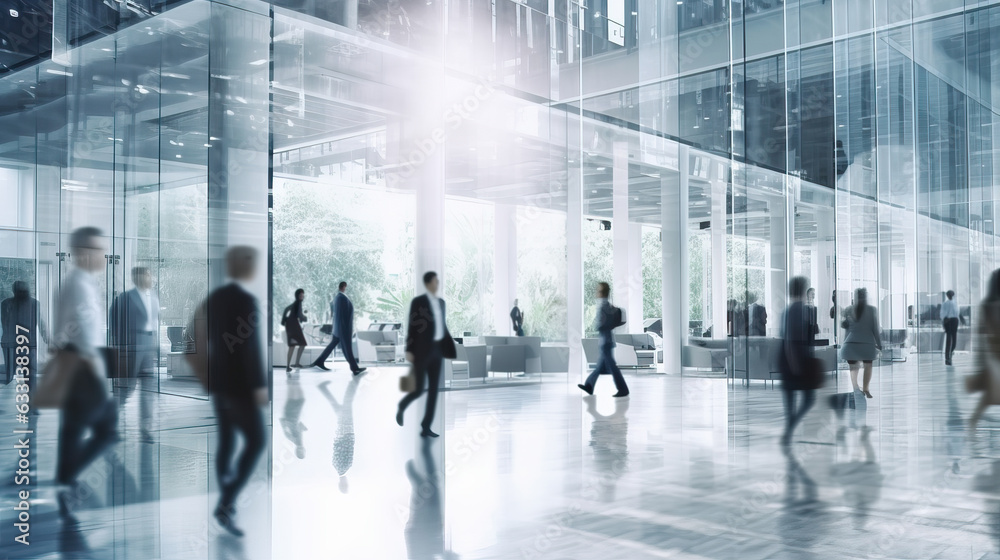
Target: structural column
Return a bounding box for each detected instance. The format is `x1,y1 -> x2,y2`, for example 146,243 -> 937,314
567,160 -> 585,377
662,145 -> 689,373
494,204 -> 518,335
711,170 -> 727,339
612,141 -> 641,331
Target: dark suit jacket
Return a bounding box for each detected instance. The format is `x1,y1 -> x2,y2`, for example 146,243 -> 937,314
206,283 -> 266,399
510,306 -> 523,329
109,288 -> 159,347
331,292 -> 354,339
1,297 -> 43,347
595,300 -> 616,347
778,301 -> 815,380
405,294 -> 456,360
750,304 -> 767,336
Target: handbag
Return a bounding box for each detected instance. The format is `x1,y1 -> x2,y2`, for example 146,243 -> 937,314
399,365 -> 417,393
35,350 -> 83,408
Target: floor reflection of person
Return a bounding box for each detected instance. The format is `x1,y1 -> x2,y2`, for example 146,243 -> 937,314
318,379 -> 357,493
280,376 -> 307,459
831,424 -> 882,531
404,440 -> 458,560
584,395 -> 629,502
777,449 -> 825,552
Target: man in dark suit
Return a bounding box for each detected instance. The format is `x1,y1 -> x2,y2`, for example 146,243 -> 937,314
109,267 -> 159,441
206,246 -> 269,537
578,282 -> 629,398
510,299 -> 524,336
396,271 -> 456,438
748,292 -> 767,336
1,280 -> 46,386
311,281 -> 366,375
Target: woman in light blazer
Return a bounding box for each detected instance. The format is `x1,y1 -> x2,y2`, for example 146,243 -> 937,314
840,288 -> 881,399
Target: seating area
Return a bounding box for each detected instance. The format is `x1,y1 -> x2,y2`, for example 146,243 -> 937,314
582,333 -> 658,370
683,337 -> 728,371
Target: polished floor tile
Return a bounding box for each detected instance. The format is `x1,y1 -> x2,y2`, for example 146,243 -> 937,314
1,352 -> 999,559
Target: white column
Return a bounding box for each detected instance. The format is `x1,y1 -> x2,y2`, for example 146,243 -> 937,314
495,204 -> 518,335
662,145 -> 689,373
612,141 -> 635,330
711,169 -> 727,339
627,223 -> 643,332
769,197 -> 786,336
567,165 -> 584,377
415,155 -> 445,295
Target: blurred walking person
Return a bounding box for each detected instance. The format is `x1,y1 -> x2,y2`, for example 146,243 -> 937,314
2,280 -> 46,386
942,290 -> 959,366
397,271 -> 456,438
108,266 -> 158,442
778,277 -> 818,446
281,288 -> 308,373
52,227 -> 119,486
577,282 -> 629,398
805,287 -> 819,337
841,288 -> 882,399
205,246 -> 269,536
969,270 -> 1000,428
310,282 -> 366,375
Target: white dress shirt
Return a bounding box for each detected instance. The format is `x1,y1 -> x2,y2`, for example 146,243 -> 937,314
139,289 -> 154,332
427,292 -> 445,341
54,267 -> 103,358
941,299 -> 959,320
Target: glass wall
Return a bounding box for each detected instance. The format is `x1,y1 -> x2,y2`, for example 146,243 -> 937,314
0,0 -> 271,555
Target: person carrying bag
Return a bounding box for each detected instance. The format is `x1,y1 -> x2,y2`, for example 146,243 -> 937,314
778,277 -> 822,447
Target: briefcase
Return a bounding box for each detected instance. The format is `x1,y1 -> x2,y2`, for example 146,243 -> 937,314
399,366 -> 417,393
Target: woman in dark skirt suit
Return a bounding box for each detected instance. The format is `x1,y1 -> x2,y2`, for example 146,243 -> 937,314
840,288 -> 882,399
282,289 -> 308,372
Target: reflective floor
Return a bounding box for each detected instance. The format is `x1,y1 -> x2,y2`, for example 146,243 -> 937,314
2,353 -> 999,559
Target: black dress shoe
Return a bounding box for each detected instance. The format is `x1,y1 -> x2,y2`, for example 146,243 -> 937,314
313,362 -> 331,371
612,391 -> 630,398
420,429 -> 440,438
396,409 -> 404,427
577,383 -> 594,395
353,367 -> 367,375
214,506 -> 244,537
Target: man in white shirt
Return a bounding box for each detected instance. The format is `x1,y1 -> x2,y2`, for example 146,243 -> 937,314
54,227 -> 119,487
942,290 -> 960,366
397,271 -> 456,438
109,266 -> 159,442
